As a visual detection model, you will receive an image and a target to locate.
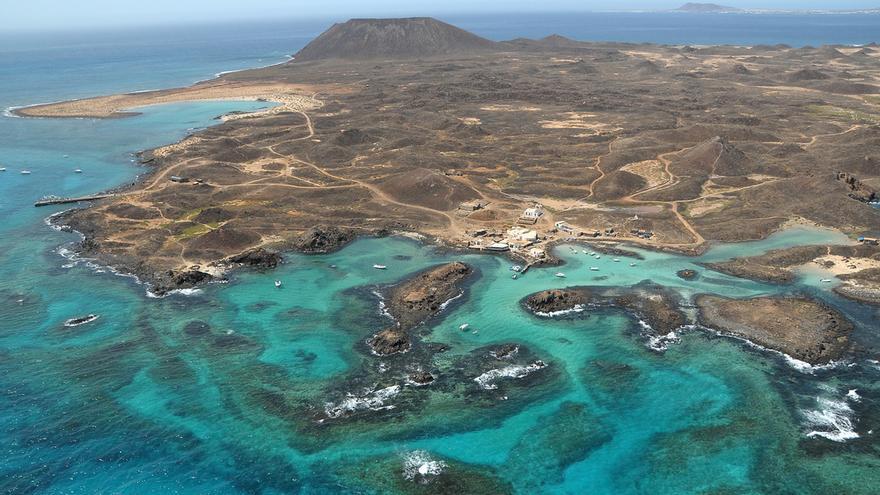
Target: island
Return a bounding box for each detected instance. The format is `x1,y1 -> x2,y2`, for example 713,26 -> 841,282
20,17 -> 880,295
674,3 -> 741,13
695,295 -> 852,364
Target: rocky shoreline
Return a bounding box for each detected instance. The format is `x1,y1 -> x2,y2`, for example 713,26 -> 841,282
368,261 -> 475,355
695,295 -> 852,364
523,284 -> 855,365
522,283 -> 686,335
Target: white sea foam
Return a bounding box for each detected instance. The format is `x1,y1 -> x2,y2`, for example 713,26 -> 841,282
209,56 -> 293,80
474,361 -> 547,390
647,330 -> 680,352
700,324 -> 844,374
402,450 -> 446,483
846,389 -> 861,402
534,304 -> 586,317
323,384 -> 401,419
371,290 -> 393,319
802,395 -> 860,442
438,292 -> 463,311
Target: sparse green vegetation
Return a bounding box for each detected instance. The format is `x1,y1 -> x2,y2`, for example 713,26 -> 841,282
806,104 -> 880,124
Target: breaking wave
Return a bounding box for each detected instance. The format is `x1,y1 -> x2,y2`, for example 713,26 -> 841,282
534,304 -> 586,317
323,384 -> 401,419
402,450 -> 446,483
474,360 -> 547,390
802,389 -> 860,442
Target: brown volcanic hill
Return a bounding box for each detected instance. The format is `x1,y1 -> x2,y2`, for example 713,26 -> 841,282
293,17 -> 497,61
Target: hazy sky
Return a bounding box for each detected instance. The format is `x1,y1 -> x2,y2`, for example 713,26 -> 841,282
6,1 -> 880,32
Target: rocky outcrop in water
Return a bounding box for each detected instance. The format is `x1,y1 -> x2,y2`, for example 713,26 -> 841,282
695,295 -> 852,364
226,248 -> 282,268
151,269 -> 214,296
292,226 -> 356,253
368,262 -> 475,355
676,269 -> 699,280
525,289 -> 586,314
523,283 -> 686,334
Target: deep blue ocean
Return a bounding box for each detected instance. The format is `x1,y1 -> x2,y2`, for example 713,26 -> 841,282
1,13 -> 879,495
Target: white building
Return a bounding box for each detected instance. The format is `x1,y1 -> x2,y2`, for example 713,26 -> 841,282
521,206 -> 543,220
507,227 -> 539,242
554,221 -> 574,234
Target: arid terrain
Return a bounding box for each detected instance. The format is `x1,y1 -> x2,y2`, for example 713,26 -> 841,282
21,18 -> 880,293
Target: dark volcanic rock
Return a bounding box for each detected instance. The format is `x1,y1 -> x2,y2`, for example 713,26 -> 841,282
786,68 -> 830,82
524,283 -> 686,334
676,269 -> 699,280
293,17 -> 497,61
490,343 -> 520,360
152,269 -> 213,296
696,295 -> 852,364
333,128 -> 374,146
226,248 -> 282,269
368,327 -> 410,355
525,289 -> 587,314
407,370 -> 435,385
293,227 -> 356,253
368,262 -> 475,356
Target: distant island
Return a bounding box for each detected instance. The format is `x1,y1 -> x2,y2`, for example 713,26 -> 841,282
675,3 -> 742,12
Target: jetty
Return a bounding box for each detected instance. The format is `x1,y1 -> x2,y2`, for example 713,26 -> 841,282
34,194 -> 115,207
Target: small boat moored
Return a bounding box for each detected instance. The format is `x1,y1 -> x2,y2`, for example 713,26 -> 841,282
613,258 -> 620,262
512,273 -> 518,280
555,272 -> 566,278
459,323 -> 470,331
20,170 -> 31,175
820,279 -> 833,283
0,167 -> 6,172
373,264 -> 387,270
630,263 -> 637,267
274,280 -> 282,288
74,169 -> 83,174
590,267 -> 600,271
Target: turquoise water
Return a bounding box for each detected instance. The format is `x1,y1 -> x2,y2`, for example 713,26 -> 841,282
2,22 -> 880,495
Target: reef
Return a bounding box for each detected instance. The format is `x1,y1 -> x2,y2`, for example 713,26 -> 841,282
695,295 -> 852,364
523,283 -> 686,334
368,262 -> 475,355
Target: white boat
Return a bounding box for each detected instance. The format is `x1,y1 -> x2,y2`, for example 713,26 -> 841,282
595,256 -> 601,259
630,263 -> 637,267
512,273 -> 518,280
820,279 -> 832,283
274,280 -> 282,288
0,167 -> 6,172
20,170 -> 31,175
74,169 -> 82,173
613,258 -> 620,262
582,250 -> 588,254
590,267 -> 600,271
459,323 -> 470,331
373,264 -> 387,270
555,272 -> 566,278
511,265 -> 522,272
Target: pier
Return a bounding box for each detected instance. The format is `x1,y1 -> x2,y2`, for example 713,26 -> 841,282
34,194 -> 115,207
